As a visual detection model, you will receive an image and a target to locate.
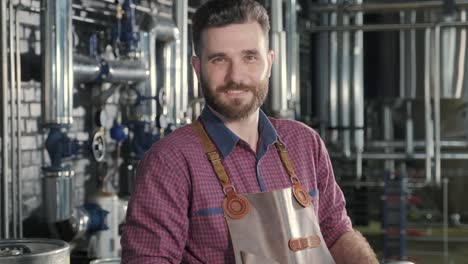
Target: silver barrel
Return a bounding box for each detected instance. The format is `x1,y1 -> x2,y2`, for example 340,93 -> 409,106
0,239 -> 69,264
90,258 -> 121,264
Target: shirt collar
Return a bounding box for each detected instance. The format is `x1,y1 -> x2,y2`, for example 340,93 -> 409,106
199,107 -> 278,159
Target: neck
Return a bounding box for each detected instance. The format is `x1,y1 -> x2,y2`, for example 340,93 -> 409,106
209,107 -> 260,153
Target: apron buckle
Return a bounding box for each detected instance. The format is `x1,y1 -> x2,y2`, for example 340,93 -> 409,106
223,189 -> 251,220
288,235 -> 321,251
292,183 -> 311,207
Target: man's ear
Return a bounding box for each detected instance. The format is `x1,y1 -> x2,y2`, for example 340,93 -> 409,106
191,56 -> 201,81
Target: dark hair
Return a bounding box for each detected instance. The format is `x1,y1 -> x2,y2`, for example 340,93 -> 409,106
192,0 -> 270,56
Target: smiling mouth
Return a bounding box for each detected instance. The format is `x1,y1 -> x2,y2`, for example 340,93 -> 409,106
225,90 -> 247,94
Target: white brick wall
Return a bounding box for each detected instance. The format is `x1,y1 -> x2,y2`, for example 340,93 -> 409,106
1,0 -> 167,227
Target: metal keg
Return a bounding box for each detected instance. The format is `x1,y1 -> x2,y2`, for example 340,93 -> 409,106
90,258 -> 121,264
0,238 -> 69,264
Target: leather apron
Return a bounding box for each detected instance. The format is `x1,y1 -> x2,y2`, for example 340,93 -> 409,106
193,120 -> 336,264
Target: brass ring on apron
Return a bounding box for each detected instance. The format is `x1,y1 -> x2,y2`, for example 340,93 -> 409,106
223,193 -> 250,219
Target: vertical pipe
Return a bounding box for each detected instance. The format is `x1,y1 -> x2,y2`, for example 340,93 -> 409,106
164,43 -> 175,122
434,25 -> 441,185
399,11 -> 406,98
1,0 -> 10,239
353,0 -> 364,180
317,0 -> 330,137
286,0 -> 299,116
424,28 -> 434,184
270,0 -> 288,117
15,6 -> 22,237
455,9 -> 467,98
341,13 -> 351,157
174,0 -> 188,123
406,11 -> 416,156
139,31 -> 157,125
383,106 -> 395,174
442,177 -> 449,262
43,0 -> 74,126
406,102 -> 414,155
9,0 -> 17,238
329,0 -> 339,143
441,19 -> 456,98
410,11 -> 417,98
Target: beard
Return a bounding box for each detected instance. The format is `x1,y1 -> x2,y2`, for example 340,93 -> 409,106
201,74 -> 269,121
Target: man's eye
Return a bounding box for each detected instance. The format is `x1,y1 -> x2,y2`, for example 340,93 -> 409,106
245,55 -> 257,62
212,58 -> 226,64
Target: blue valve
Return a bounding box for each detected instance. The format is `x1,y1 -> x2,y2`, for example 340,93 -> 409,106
110,124 -> 129,143
83,203 -> 109,232
45,126 -> 80,169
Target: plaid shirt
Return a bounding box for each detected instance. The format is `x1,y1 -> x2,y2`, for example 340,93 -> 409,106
121,107 -> 352,263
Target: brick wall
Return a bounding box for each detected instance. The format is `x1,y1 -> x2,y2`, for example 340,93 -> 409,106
1,0 -> 143,230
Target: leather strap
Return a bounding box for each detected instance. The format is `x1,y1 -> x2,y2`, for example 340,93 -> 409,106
192,120 -> 230,185
275,142 -> 311,207
193,120 -> 250,219
192,119 -> 311,216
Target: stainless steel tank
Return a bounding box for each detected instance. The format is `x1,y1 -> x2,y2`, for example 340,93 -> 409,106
90,258 -> 121,264
0,239 -> 69,264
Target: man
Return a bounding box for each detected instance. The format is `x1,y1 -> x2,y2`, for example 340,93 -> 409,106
121,0 -> 378,263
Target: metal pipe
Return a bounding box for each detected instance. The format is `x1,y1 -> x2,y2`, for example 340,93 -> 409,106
434,25 -> 442,185
270,0 -> 289,118
307,21 -> 468,33
399,11 -> 417,99
310,1 -> 468,13
455,9 -> 467,97
424,28 -> 434,184
329,0 -> 339,143
15,5 -> 22,237
330,152 -> 468,160
9,0 -> 17,239
43,0 -> 74,126
383,106 -> 395,173
353,0 -> 364,180
107,60 -> 149,83
367,140 -> 468,148
443,177 -> 449,262
399,11 -> 406,98
340,12 -> 351,158
1,0 -> 9,239
441,17 -> 457,98
138,31 -> 157,124
155,19 -> 179,42
286,0 -> 299,116
73,55 -> 149,84
73,55 -> 101,83
174,0 -> 188,124
406,102 -> 414,154
410,11 -> 417,99
317,0 -> 330,138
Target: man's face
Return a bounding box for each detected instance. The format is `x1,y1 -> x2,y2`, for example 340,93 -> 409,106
192,22 -> 274,121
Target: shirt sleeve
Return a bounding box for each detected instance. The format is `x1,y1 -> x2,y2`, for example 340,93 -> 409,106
315,136 -> 353,248
121,144 -> 191,264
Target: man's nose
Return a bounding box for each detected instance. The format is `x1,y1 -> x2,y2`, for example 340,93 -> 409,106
226,60 -> 245,83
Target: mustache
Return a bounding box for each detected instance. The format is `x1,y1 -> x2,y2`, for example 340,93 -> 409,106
216,82 -> 255,93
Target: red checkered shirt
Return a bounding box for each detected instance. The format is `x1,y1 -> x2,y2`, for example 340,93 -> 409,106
121,107 -> 352,263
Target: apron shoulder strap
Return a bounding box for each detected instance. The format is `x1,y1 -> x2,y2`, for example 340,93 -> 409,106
192,119 -> 251,219
192,119 -> 230,185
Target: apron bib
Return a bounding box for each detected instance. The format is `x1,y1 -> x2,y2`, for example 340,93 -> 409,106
193,120 -> 336,264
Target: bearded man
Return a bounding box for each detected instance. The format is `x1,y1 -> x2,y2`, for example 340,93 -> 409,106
121,0 -> 378,263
